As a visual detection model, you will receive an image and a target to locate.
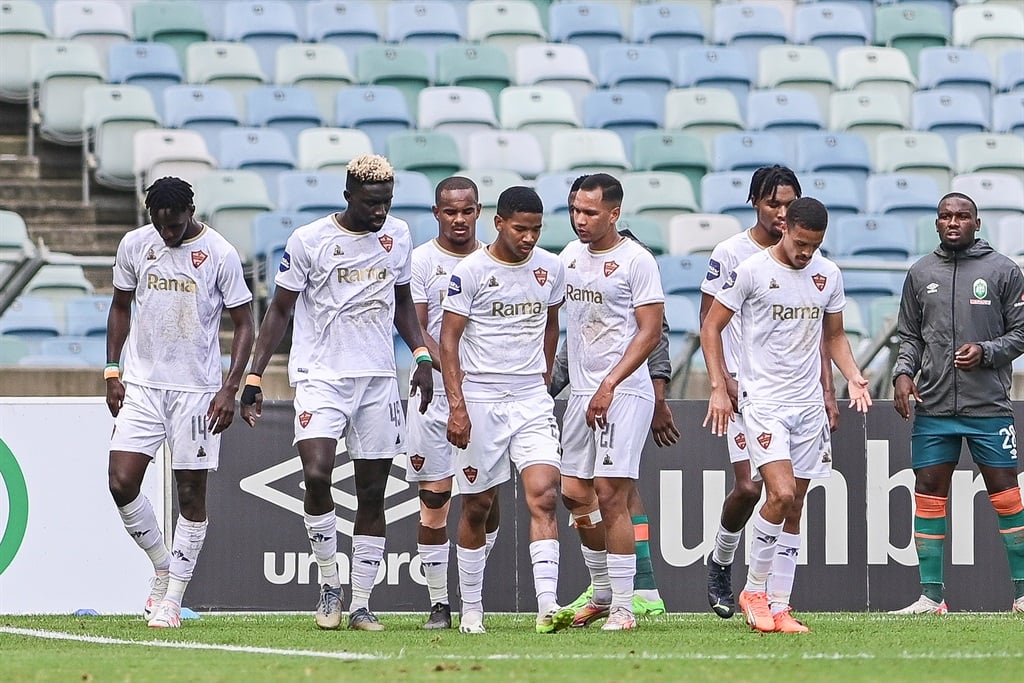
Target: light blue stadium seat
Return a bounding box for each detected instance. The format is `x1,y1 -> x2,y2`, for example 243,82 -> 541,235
796,134 -> 873,202
800,171 -> 861,224
276,170 -> 346,214
867,172 -> 941,230
911,88 -> 989,156
223,1 -> 300,79
390,170 -> 434,227
700,171 -> 756,226
549,1 -> 625,71
712,2 -> 789,72
996,47 -> 1024,93
163,85 -> 241,158
33,335 -> 106,366
387,130 -> 463,187
218,127 -> 296,203
534,172 -> 578,215
918,47 -> 995,121
663,293 -> 700,363
29,40 -> 105,149
64,294 -> 110,337
305,0 -> 381,64
355,44 -> 432,118
794,2 -> 872,68
582,89 -> 661,160
81,84 -> 161,195
597,44 -> 674,107
410,213 -> 439,247
994,214 -> 1024,256
713,132 -> 791,174
746,89 -> 825,144
245,84 -> 323,152
107,42 -> 183,119
0,295 -> 63,343
655,253 -> 708,311
676,47 -> 753,119
841,269 -> 906,325
386,0 -> 462,62
251,210 -> 319,263
334,85 -> 413,154
0,335 -> 31,364
829,214 -> 916,261
0,0 -> 51,103
192,170 -> 274,264
631,2 -> 705,59
992,92 -> 1024,134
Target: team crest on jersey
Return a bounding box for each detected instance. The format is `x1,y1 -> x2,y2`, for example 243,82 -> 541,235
298,411 -> 313,428
378,234 -> 394,252
533,268 -> 548,286
568,259 -> 576,269
812,273 -> 827,292
487,275 -> 499,287
146,248 -> 156,260
435,265 -> 446,276
706,259 -> 721,280
447,274 -> 462,296
757,432 -> 772,449
409,454 -> 425,472
279,251 -> 291,272
333,245 -> 343,256
722,272 -> 737,290
769,278 -> 779,289
463,465 -> 478,483
191,250 -> 208,268
604,261 -> 619,277
734,433 -> 747,450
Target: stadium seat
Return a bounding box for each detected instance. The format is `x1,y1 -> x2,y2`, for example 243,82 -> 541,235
842,297 -> 869,350
951,172 -> 1024,227
251,210 -> 319,294
631,130 -> 709,206
712,131 -> 792,173
334,85 -> 413,155
192,170 -> 274,264
841,269 -> 904,323
829,214 -> 916,261
162,85 -> 241,158
663,293 -> 700,362
296,127 -> 373,173
107,42 -> 183,119
631,2 -> 705,58
664,87 -> 745,156
911,88 -> 989,156
874,131 -> 955,191
132,128 -> 216,221
996,47 -> 1024,93
390,170 -> 434,227
955,133 -> 1024,186
701,171 -> 756,225
828,91 -> 909,163
387,131 -> 462,187
917,47 -> 995,121
33,335 -> 106,366
915,213 -> 939,255
952,4 -> 1024,67
275,170 -> 346,215
666,213 -> 743,256
0,209 -> 32,256
273,43 -> 353,124
0,295 -> 63,342
597,44 -> 674,107
465,129 -> 545,179
245,85 -> 322,151
535,172 -> 578,215
795,131 -> 873,203
81,84 -> 161,197
435,43 -> 513,112
185,42 -> 266,118
836,46 -> 918,118
757,45 -> 836,121
64,294 -> 110,337
29,40 -> 105,150
615,214 -> 668,255
547,129 -> 630,175
217,127 -> 296,203
865,295 -> 903,338
535,211 -> 576,252
408,213 -> 439,247
456,168 -> 525,238
0,0 -> 51,103
582,89 -> 660,159
466,0 -> 547,63
515,43 -> 596,117
386,0 -> 463,61
222,0 -> 299,79
993,214 -> 1024,256
867,172 -> 942,229
675,47 -> 753,119
498,85 -> 580,163
798,172 -> 861,224
745,89 -> 825,143
417,86 -> 499,159
874,3 -> 949,75
355,44 -> 432,118
53,0 -> 131,72
620,171 -> 697,232
992,92 -> 1024,135
24,259 -> 95,319
132,0 -> 208,66
548,1 -> 625,70
305,0 -> 381,63
711,2 -> 789,72
655,253 -> 708,310
0,335 -> 31,364
793,2 -> 871,67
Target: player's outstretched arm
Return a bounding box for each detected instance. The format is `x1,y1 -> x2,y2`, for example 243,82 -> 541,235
396,283 -> 433,413
104,288 -> 133,417
439,310 -> 471,449
241,287 -> 299,427
208,303 -> 255,434
700,299 -> 736,436
823,311 -> 872,414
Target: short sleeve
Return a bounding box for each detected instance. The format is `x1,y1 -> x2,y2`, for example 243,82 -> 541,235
630,250 -> 664,306
410,249 -> 429,304
394,227 -> 413,286
217,244 -> 253,308
441,259 -> 475,317
825,267 -> 846,314
548,259 -> 566,306
274,231 -> 309,292
112,235 -> 138,292
700,243 -> 730,297
714,262 -> 750,313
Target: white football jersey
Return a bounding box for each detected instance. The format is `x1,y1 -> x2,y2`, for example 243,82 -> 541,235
560,237 -> 664,398
112,224 -> 252,392
442,246 -> 565,382
411,239 -> 483,342
715,248 -> 845,407
275,213 -> 412,384
700,229 -> 765,375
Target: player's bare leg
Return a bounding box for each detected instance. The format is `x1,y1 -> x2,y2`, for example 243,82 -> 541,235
521,464 -> 574,633
708,460 -> 762,618
563,476 -> 611,626
417,478 -> 453,629
456,488 -> 498,634
348,458 -> 391,631
595,476 -> 638,631
298,438 -> 344,630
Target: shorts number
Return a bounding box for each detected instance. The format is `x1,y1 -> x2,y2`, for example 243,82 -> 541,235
191,415 -> 208,441
599,423 -> 616,449
998,425 -> 1017,455
388,400 -> 402,428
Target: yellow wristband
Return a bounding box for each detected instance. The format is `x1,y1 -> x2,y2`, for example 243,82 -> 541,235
245,373 -> 262,387
103,366 -> 120,380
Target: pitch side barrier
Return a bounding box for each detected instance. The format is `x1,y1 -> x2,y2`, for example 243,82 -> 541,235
180,400 -> 1023,613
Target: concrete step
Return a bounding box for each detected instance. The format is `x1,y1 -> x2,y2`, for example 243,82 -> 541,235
1,199 -> 95,224
0,154 -> 39,179
0,177 -> 80,202
27,223 -> 129,255
0,135 -> 28,156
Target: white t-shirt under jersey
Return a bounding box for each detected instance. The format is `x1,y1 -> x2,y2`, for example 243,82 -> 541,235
560,237 -> 664,398
442,246 -> 565,383
411,239 -> 483,342
275,213 -> 412,385
113,224 -> 252,392
715,248 -> 845,407
700,229 -> 765,375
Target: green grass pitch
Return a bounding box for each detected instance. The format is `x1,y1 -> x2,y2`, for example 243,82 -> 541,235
1,612 -> 1021,682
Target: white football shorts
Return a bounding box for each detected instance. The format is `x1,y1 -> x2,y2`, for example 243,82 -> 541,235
743,401 -> 832,481
560,391 -> 653,480
405,369 -> 455,482
110,384 -> 220,470
292,376 -> 404,459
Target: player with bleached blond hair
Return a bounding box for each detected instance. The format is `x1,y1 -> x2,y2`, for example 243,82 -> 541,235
241,154 -> 433,632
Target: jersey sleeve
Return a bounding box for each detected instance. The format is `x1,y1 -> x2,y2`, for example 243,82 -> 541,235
700,243 -> 731,296
112,235 -> 138,292
630,250 -> 664,306
714,262 -> 750,313
217,244 -> 253,308
548,259 -> 566,306
410,249 -> 429,304
441,259 -> 476,317
274,231 -> 309,293
825,266 -> 846,314
395,226 -> 413,286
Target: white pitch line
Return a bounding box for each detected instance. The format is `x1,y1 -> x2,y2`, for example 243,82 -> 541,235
2,627 -> 1022,663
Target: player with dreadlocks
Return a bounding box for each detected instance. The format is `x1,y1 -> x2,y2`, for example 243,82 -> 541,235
106,176 -> 255,628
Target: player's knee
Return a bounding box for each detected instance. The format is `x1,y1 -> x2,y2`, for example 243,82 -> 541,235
561,492 -> 590,513
767,487 -> 795,511
529,486 -> 558,516
733,478 -> 763,504
108,472 -> 139,507
418,490 -> 451,529
419,488 -> 451,510
462,496 -> 492,526
175,481 -> 204,514
356,479 -> 387,506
